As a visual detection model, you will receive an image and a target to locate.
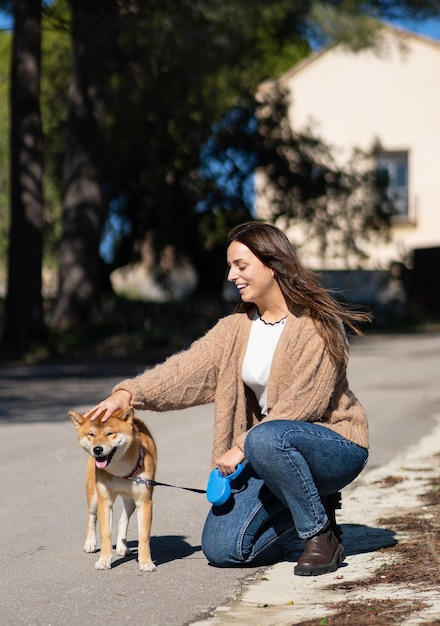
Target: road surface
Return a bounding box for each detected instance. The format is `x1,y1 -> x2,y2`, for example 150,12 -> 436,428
0,332 -> 439,625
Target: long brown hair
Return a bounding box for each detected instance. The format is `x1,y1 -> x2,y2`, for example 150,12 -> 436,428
227,222 -> 372,364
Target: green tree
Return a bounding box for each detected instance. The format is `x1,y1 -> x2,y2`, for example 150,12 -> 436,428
198,87 -> 394,268
40,0 -> 71,266
255,86 -> 394,264
52,0 -> 313,327
51,0 -> 117,328
309,0 -> 440,50
0,1 -> 71,277
0,29 -> 12,270
2,0 -> 44,356
2,0 -> 440,349
106,2 -> 310,265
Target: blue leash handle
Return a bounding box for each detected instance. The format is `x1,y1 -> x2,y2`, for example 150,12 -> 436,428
206,464 -> 244,505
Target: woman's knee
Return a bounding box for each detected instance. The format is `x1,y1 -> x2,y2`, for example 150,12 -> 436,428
201,536 -> 227,566
244,422 -> 274,460
201,513 -> 242,566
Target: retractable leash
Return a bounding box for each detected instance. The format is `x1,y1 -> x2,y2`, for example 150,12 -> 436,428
206,464 -> 244,505
127,464 -> 244,505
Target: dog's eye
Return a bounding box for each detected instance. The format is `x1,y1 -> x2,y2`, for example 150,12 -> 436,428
106,431 -> 115,436
87,431 -> 95,437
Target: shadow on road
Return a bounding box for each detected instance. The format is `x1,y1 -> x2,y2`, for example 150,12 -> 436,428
341,523 -> 397,555
91,536 -> 202,570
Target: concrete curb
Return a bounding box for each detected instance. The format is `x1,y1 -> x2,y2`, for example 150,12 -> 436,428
192,417 -> 440,625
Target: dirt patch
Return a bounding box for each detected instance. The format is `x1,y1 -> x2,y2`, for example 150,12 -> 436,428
373,474 -> 405,487
294,598 -> 429,625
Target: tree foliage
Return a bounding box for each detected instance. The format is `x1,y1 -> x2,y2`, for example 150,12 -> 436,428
51,0 -> 315,326
1,0 -> 440,353
99,0 -> 312,262
308,0 -> 440,49
255,86 -> 394,265
40,0 -> 71,261
50,0 -> 120,328
198,86 -> 395,268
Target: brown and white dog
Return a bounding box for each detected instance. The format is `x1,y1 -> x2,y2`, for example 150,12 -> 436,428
69,406 -> 157,571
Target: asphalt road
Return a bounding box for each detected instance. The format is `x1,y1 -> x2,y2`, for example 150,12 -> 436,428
1,331 -> 439,625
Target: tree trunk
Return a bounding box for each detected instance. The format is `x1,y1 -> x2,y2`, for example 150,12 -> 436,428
51,0 -> 110,329
2,0 -> 44,357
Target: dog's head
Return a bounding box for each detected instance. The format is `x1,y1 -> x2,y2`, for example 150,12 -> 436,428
69,407 -> 137,469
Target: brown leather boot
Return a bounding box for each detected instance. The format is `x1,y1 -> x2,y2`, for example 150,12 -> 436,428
294,529 -> 346,576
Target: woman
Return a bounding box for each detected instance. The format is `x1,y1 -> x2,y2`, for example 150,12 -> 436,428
86,222 -> 370,576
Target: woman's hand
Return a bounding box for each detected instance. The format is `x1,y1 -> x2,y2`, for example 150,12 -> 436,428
215,445 -> 245,476
84,389 -> 132,422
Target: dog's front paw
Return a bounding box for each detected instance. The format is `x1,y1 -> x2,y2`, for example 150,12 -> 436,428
94,558 -> 112,570
139,561 -> 156,572
84,540 -> 97,553
116,541 -> 131,557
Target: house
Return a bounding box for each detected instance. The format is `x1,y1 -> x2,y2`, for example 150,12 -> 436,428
256,25 -> 440,322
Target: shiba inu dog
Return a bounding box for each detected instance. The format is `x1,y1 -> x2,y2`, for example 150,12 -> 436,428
69,406 -> 157,571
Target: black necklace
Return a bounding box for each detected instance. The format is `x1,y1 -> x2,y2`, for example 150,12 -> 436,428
257,312 -> 288,326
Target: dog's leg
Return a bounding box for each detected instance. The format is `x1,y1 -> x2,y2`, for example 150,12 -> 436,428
116,498 -> 135,556
84,458 -> 97,553
95,491 -> 114,570
137,496 -> 156,571
84,491 -> 98,553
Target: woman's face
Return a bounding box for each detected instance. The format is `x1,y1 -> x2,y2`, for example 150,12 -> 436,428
226,240 -> 279,308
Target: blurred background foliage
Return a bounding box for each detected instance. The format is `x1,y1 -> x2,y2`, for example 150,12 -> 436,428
0,0 -> 437,358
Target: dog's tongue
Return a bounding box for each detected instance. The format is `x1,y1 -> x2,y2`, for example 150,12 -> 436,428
96,458 -> 108,469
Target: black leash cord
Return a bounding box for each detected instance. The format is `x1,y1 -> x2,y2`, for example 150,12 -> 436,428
129,476 -> 206,494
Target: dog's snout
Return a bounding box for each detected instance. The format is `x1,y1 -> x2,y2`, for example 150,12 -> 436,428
93,446 -> 104,457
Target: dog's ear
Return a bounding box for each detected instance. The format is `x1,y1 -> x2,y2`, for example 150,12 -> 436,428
120,406 -> 135,422
68,411 -> 85,429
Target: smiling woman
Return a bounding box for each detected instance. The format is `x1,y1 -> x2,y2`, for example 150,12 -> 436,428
84,221 -> 373,578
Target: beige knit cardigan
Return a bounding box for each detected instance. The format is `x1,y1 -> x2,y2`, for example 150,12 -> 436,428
113,308 -> 369,467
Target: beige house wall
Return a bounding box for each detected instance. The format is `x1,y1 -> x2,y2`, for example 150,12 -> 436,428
259,27 -> 440,270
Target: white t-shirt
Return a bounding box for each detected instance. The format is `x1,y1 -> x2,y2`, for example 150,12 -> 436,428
242,313 -> 287,416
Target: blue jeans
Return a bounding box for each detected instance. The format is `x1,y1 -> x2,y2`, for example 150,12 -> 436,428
201,420 -> 368,566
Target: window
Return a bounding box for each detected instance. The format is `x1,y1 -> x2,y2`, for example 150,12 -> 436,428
376,152 -> 409,220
